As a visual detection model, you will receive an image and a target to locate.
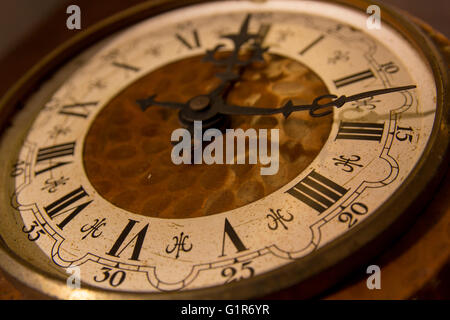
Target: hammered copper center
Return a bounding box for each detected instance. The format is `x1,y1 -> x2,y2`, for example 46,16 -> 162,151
83,54 -> 332,218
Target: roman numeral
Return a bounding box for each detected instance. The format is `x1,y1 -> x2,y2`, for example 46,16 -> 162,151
36,142 -> 75,162
44,186 -> 92,230
59,102 -> 98,118
256,23 -> 271,44
175,30 -> 201,50
107,219 -> 149,261
111,62 -> 140,72
287,170 -> 348,213
299,35 -> 325,55
35,142 -> 75,176
219,218 -> 248,257
335,121 -> 385,142
333,69 -> 375,88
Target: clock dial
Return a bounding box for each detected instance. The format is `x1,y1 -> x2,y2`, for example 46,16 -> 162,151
0,0 -> 447,299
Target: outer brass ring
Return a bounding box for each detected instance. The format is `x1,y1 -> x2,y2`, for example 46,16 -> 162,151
0,0 -> 448,299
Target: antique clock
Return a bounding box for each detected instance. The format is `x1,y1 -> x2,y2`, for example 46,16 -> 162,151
0,0 -> 448,299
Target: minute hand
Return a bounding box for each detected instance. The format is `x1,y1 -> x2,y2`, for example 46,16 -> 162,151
219,85 -> 417,118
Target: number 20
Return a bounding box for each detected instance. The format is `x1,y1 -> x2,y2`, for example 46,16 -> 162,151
338,202 -> 369,228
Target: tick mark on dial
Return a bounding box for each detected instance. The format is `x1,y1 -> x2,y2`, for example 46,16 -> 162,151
112,61 -> 140,72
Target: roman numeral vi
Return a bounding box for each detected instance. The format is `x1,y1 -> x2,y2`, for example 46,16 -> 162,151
107,219 -> 149,261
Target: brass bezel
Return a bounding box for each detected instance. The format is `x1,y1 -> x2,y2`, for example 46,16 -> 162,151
0,0 -> 447,299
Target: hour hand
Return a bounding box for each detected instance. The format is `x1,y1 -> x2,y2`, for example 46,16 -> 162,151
136,95 -> 187,112
216,101 -> 313,118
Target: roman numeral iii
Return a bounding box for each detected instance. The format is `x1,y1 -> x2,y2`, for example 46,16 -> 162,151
287,170 -> 348,213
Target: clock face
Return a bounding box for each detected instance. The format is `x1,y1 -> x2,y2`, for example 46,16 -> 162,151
0,0 -> 446,298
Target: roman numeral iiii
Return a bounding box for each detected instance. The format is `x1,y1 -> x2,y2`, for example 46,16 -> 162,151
35,142 -> 75,176
287,170 -> 348,213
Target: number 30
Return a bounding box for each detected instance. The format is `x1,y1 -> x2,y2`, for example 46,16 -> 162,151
93,267 -> 126,287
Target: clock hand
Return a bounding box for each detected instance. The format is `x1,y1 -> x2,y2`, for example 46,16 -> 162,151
137,85 -> 417,118
297,85 -> 418,118
203,14 -> 266,67
202,16 -> 415,120
137,14 -> 268,116
202,14 -> 269,121
136,94 -> 187,112
216,85 -> 417,118
203,13 -> 268,85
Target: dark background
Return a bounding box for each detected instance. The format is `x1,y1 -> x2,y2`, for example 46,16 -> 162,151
0,0 -> 449,61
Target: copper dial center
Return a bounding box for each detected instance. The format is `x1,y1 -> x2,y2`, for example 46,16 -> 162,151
83,53 -> 333,218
